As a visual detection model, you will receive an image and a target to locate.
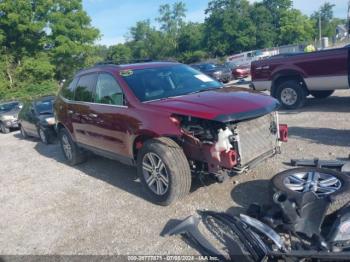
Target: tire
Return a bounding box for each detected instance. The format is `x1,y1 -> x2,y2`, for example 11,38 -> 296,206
59,128 -> 86,165
137,137 -> 191,206
275,79 -> 307,109
270,167 -> 350,214
0,122 -> 10,134
38,127 -> 51,144
20,125 -> 28,138
310,90 -> 334,99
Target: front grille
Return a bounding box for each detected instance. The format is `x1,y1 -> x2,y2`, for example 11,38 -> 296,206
233,112 -> 278,167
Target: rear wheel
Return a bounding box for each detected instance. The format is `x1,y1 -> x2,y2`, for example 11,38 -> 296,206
0,122 -> 10,134
137,137 -> 191,206
59,128 -> 86,165
275,79 -> 307,109
310,90 -> 334,99
20,125 -> 28,138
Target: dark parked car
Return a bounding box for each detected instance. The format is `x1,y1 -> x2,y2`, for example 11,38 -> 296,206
18,96 -> 56,144
191,63 -> 232,83
0,101 -> 22,133
54,61 -> 287,205
224,62 -> 251,79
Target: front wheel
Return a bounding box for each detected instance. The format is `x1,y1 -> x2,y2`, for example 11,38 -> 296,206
59,128 -> 86,165
275,80 -> 307,109
310,90 -> 334,99
137,137 -> 191,206
0,122 -> 10,134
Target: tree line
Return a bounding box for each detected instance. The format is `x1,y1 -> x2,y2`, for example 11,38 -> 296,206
0,0 -> 345,100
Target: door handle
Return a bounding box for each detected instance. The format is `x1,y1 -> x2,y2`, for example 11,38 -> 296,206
67,110 -> 74,114
88,113 -> 98,118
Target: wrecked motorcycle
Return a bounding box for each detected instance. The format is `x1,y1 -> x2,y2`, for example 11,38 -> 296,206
164,167 -> 350,261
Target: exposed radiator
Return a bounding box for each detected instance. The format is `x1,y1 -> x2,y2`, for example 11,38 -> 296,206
233,113 -> 279,166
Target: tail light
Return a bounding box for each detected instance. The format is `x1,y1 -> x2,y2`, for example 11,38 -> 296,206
279,124 -> 288,142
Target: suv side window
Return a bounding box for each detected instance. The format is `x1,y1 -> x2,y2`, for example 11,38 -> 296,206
75,74 -> 97,102
95,73 -> 124,106
61,78 -> 78,100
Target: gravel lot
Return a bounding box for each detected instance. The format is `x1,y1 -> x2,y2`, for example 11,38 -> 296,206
1,88 -> 350,255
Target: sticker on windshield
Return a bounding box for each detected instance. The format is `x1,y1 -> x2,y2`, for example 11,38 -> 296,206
194,74 -> 213,82
120,69 -> 133,77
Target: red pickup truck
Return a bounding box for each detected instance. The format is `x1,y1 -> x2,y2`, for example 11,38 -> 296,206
251,46 -> 349,109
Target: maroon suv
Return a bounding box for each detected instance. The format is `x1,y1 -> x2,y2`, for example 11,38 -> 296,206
54,62 -> 288,205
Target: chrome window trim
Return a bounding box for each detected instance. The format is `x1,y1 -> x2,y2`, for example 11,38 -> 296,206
58,94 -> 128,109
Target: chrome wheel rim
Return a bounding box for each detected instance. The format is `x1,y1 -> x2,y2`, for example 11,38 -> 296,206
142,152 -> 169,195
61,134 -> 72,160
39,129 -> 47,143
283,171 -> 342,197
281,88 -> 298,106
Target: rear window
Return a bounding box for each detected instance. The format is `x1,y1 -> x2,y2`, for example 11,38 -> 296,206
61,78 -> 78,100
0,102 -> 20,112
35,99 -> 53,114
75,74 -> 97,102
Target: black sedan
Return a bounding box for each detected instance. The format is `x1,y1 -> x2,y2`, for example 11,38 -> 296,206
191,63 -> 232,83
18,96 -> 56,144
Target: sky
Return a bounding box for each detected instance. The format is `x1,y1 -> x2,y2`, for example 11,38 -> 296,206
82,0 -> 349,46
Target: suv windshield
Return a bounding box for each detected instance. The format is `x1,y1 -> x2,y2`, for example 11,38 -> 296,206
35,99 -> 53,114
121,64 -> 222,102
0,102 -> 20,113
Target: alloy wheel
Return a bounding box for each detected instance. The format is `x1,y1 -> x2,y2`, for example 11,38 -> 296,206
281,88 -> 298,106
142,152 -> 169,195
61,134 -> 72,160
283,171 -> 342,197
39,128 -> 47,143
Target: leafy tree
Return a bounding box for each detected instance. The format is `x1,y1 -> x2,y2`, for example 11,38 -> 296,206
0,0 -> 99,100
178,23 -> 204,53
279,9 -> 314,45
107,44 -> 132,62
156,2 -> 186,35
179,50 -> 208,64
0,0 -> 51,60
250,3 -> 276,48
262,0 -> 292,30
204,0 -> 256,56
311,2 -> 341,39
16,53 -> 55,83
47,0 -> 100,80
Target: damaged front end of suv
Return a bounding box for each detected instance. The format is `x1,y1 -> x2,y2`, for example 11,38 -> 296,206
173,104 -> 288,177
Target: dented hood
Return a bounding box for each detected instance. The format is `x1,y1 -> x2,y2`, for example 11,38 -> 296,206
147,86 -> 279,122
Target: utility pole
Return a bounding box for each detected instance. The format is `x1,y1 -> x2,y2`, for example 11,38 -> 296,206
319,11 -> 322,47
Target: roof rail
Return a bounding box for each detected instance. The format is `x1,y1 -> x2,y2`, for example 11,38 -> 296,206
94,58 -> 153,66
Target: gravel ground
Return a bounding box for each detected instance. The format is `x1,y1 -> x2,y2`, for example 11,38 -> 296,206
0,89 -> 350,256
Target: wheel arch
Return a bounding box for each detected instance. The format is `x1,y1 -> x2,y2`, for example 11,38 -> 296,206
55,122 -> 75,141
132,132 -> 182,160
271,70 -> 309,97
